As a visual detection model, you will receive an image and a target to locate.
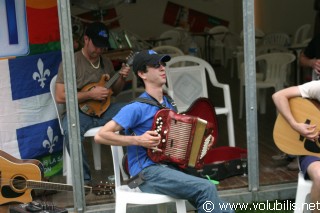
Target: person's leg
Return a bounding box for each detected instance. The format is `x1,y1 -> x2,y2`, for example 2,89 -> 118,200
139,164 -> 234,213
97,102 -> 126,126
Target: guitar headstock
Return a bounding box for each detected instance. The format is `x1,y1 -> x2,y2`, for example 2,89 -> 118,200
91,181 -> 115,196
125,51 -> 139,67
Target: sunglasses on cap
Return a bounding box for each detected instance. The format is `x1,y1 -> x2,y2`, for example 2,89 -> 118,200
148,62 -> 166,69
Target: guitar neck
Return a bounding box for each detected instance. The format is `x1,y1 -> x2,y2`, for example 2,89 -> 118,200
26,180 -> 91,193
105,72 -> 120,89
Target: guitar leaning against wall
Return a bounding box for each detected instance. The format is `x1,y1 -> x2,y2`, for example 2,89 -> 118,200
0,150 -> 113,205
273,97 -> 320,157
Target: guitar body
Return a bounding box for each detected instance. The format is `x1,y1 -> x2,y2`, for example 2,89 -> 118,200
0,150 -> 42,205
78,51 -> 137,117
273,97 -> 320,157
79,75 -> 113,117
0,151 -> 112,205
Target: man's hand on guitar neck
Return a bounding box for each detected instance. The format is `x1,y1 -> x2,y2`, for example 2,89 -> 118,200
118,62 -> 130,80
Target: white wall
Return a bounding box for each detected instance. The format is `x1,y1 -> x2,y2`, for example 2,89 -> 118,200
113,0 -> 316,38
72,0 -> 316,42
256,0 -> 315,36
116,0 -> 239,39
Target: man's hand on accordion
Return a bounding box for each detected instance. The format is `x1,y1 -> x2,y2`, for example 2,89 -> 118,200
137,130 -> 162,152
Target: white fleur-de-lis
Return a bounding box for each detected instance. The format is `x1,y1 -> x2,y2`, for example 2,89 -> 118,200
43,126 -> 59,153
32,58 -> 50,88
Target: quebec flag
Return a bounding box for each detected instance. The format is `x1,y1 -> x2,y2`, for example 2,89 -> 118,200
0,0 -> 63,177
0,51 -> 63,176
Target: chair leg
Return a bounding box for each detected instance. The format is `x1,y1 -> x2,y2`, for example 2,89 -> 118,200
226,113 -> 235,147
259,89 -> 267,114
63,145 -> 72,184
157,204 -> 167,213
115,200 -> 127,213
239,85 -> 244,119
294,174 -> 312,213
91,140 -> 101,170
175,200 -> 187,213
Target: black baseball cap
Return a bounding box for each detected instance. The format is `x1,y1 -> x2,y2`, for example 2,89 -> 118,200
133,50 -> 171,74
85,22 -> 110,48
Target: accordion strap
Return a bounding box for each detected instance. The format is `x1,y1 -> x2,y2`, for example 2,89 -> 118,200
134,97 -> 165,108
132,95 -> 177,111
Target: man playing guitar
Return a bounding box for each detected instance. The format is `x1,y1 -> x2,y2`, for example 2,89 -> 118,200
55,22 -> 130,185
272,80 -> 320,213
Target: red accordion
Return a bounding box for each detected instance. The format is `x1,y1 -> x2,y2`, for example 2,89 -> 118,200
147,98 -> 218,170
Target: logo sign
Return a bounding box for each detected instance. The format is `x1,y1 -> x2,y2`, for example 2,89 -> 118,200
0,0 -> 29,58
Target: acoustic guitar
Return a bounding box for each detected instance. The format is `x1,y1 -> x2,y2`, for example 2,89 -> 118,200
0,150 -> 114,205
273,97 -> 320,157
79,51 -> 137,117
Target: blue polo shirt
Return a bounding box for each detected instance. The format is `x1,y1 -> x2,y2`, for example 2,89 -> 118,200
113,92 -> 176,177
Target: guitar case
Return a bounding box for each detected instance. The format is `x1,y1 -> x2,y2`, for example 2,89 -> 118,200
184,146 -> 248,181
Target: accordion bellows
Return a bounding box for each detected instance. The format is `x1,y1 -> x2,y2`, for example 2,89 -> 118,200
148,98 -> 218,170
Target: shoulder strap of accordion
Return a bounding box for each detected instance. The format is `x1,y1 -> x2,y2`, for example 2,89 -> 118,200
132,95 -> 177,111
133,97 -> 165,108
164,95 -> 178,111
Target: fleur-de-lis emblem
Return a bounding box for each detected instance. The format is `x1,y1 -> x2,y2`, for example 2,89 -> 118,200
43,126 -> 58,153
33,58 -> 50,88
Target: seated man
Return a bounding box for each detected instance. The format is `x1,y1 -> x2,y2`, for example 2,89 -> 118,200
95,50 -> 234,213
272,80 -> 320,213
55,22 -> 130,184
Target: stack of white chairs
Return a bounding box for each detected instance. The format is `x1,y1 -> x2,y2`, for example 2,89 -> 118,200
238,52 -> 296,118
262,32 -> 291,47
152,45 -> 184,58
208,25 -> 229,66
291,24 -> 312,47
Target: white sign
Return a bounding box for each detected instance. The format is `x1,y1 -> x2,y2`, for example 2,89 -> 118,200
0,0 -> 29,58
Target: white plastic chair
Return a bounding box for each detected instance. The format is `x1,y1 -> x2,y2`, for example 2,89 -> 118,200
294,172 -> 312,213
238,52 -> 296,118
166,55 -> 235,147
240,28 -> 265,46
159,29 -> 183,48
50,75 -> 103,184
290,24 -> 312,85
152,45 -> 184,57
291,24 -> 311,47
110,145 -> 187,213
262,32 -> 291,47
159,28 -> 193,54
223,32 -> 242,77
208,25 -> 229,66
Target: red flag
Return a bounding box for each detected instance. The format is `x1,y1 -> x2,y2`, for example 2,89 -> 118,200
26,0 -> 60,44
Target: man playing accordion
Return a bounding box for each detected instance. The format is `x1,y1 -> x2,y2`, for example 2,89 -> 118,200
95,50 -> 234,213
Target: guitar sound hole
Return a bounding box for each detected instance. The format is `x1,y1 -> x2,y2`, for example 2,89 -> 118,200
12,176 -> 27,190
